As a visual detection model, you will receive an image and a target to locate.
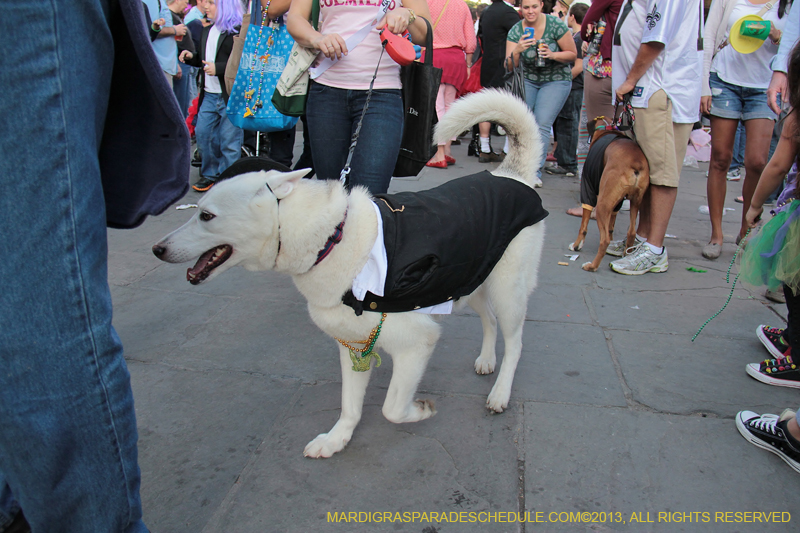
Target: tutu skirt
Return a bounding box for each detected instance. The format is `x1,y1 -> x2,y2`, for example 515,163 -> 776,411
741,200 -> 800,293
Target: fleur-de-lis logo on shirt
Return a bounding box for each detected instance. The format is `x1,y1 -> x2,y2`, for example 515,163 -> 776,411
646,4 -> 661,30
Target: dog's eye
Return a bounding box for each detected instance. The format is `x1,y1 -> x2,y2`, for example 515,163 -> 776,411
199,211 -> 215,222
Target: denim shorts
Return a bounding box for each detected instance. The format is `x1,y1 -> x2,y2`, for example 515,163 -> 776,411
709,72 -> 776,121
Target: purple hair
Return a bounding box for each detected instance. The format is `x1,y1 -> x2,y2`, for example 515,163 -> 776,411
214,0 -> 244,34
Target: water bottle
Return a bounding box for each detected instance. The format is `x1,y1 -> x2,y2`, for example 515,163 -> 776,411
586,20 -> 606,56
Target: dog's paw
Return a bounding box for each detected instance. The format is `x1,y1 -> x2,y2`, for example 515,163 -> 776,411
303,433 -> 349,459
486,384 -> 511,413
581,262 -> 598,272
414,399 -> 437,420
474,355 -> 496,375
568,242 -> 583,252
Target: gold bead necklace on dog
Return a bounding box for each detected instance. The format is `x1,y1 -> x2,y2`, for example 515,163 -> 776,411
334,313 -> 386,372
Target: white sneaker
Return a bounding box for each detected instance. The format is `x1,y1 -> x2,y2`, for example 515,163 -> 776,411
727,168 -> 741,181
610,245 -> 669,275
606,236 -> 644,257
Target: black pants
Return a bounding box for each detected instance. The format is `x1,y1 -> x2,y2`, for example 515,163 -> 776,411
784,284 -> 800,349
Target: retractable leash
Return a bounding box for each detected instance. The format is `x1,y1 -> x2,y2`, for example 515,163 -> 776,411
691,228 -> 752,341
339,41 -> 388,184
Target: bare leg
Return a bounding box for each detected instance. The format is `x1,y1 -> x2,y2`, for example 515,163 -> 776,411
304,344 -> 372,458
741,118 -> 774,240
707,116 -> 739,245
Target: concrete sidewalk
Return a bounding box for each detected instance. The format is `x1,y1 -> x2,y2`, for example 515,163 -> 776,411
109,138 -> 800,533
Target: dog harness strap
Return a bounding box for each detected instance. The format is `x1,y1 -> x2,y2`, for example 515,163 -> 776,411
314,210 -> 348,266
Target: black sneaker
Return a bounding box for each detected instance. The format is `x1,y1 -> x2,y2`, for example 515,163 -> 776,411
545,166 -> 576,177
191,147 -> 202,168
745,355 -> 800,389
478,151 -> 505,163
736,410 -> 800,474
192,176 -> 216,192
757,325 -> 791,360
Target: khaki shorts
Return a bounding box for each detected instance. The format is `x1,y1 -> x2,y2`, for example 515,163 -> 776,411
633,90 -> 693,187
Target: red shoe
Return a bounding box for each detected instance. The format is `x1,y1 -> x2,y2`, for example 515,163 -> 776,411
445,155 -> 456,165
426,159 -> 448,169
546,153 -> 557,162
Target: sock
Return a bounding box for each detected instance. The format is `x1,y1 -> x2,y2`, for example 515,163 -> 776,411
636,234 -> 646,243
480,136 -> 491,153
503,138 -> 509,154
646,242 -> 664,254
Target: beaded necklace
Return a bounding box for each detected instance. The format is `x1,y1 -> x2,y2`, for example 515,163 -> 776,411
243,0 -> 278,119
335,313 -> 386,372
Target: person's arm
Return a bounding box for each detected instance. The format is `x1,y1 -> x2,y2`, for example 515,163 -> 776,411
614,42 -> 663,101
539,26 -> 577,64
381,0 -> 431,46
768,4 -> 800,114
700,0 -> 726,113
747,113 -> 799,227
287,0 -> 347,58
262,0 -> 292,18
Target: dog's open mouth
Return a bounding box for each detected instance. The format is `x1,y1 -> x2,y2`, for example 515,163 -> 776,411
187,245 -> 233,285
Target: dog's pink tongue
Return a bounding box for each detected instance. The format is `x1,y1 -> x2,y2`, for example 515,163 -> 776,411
187,248 -> 216,283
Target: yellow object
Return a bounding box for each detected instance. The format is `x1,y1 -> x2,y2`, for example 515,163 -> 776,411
730,15 -> 770,54
558,261 -> 569,266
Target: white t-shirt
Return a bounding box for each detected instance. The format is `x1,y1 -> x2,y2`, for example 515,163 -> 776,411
315,0 -> 403,90
205,25 -> 223,94
612,0 -> 704,124
712,0 -> 786,89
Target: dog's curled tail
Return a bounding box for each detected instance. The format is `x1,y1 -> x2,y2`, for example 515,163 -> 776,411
433,89 -> 542,187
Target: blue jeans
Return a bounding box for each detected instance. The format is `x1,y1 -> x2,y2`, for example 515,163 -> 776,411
554,87 -> 582,172
524,79 -> 572,179
0,1 -> 147,532
196,91 -> 244,180
173,61 -> 192,118
306,81 -> 403,194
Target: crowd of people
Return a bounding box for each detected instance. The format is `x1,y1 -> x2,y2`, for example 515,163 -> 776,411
4,1 -> 800,532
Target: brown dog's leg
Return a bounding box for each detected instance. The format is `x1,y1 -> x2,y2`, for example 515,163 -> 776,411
583,201 -> 615,271
570,207 -> 593,252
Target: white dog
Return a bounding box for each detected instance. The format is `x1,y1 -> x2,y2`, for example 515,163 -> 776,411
153,90 -> 545,458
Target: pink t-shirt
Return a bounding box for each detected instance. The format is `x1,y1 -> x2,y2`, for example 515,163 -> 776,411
315,0 -> 404,90
428,0 -> 476,53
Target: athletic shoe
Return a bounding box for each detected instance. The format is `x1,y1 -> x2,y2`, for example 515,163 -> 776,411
757,325 -> 791,360
545,166 -> 576,177
192,176 -> 216,192
727,167 -> 741,181
606,236 -> 645,257
736,410 -> 800,474
478,151 -> 505,163
609,245 -> 668,275
746,355 -> 800,388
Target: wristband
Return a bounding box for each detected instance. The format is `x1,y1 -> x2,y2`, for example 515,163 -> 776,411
407,8 -> 416,25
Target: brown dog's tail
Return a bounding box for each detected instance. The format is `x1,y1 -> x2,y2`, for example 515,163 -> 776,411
433,89 -> 543,187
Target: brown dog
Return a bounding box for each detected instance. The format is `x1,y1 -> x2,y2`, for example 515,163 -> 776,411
569,119 -> 649,272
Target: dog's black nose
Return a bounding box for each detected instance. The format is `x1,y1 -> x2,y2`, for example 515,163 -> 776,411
152,244 -> 166,258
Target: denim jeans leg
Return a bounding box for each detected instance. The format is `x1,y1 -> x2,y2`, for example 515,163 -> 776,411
217,96 -> 243,176
306,82 -> 402,194
196,93 -> 223,179
173,61 -> 192,118
526,79 -> 572,179
0,2 -> 147,532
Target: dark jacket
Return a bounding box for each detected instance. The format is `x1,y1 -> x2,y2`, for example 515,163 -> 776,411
478,1 -> 522,88
101,0 -> 190,228
185,24 -> 238,104
342,172 -> 548,315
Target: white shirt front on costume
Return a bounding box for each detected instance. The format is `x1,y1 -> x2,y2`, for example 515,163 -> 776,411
204,25 -> 222,94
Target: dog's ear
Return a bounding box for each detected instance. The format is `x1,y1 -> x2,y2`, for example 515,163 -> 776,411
264,169 -> 313,199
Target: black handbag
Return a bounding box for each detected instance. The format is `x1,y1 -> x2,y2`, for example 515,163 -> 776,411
503,56 -> 526,104
393,17 -> 442,177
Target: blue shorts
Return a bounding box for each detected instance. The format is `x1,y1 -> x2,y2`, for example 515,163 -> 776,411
709,72 -> 777,121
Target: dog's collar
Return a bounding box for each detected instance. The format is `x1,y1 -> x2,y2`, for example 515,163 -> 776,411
313,210 -> 348,266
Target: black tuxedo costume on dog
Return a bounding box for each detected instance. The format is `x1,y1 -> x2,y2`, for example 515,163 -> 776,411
343,172 -> 548,315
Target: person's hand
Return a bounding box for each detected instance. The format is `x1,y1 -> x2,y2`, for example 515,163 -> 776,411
175,66 -> 183,80
537,43 -> 555,60
516,36 -> 535,55
153,17 -> 166,31
769,26 -> 782,44
768,71 -> 788,115
466,65 -> 471,79
581,40 -> 589,54
380,8 -> 414,34
174,23 -> 188,37
746,204 -> 763,229
700,95 -> 712,115
615,79 -> 635,102
202,60 -> 216,76
179,50 -> 193,63
313,33 -> 347,59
